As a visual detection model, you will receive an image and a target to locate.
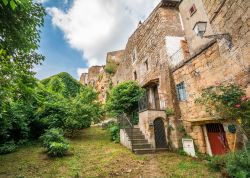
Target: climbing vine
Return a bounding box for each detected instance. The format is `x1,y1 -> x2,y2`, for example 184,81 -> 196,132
195,83 -> 250,138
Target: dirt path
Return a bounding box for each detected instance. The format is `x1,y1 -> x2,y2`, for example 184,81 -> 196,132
138,155 -> 165,178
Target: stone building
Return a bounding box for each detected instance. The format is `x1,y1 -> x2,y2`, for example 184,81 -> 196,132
80,0 -> 250,155
170,0 -> 250,155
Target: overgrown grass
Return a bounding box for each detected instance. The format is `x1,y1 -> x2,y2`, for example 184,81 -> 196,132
0,127 -> 221,178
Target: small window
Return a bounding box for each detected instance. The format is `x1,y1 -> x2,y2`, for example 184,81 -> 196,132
189,4 -> 197,16
176,82 -> 187,101
133,71 -> 137,80
144,59 -> 148,71
132,49 -> 137,63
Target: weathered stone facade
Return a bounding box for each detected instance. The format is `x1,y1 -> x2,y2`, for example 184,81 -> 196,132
80,0 -> 249,155
169,0 -> 250,154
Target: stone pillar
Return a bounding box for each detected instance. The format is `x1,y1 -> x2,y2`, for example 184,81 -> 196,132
191,125 -> 206,153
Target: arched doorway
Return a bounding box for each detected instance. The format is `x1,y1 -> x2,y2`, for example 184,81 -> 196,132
154,118 -> 167,148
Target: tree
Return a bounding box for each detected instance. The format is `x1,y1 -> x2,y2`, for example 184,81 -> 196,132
0,0 -> 45,70
106,81 -> 144,116
0,0 -> 45,151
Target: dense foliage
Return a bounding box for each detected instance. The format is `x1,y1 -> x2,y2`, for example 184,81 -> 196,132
35,73 -> 103,136
41,72 -> 82,98
104,60 -> 118,74
0,0 -> 45,68
106,81 -> 144,116
209,146 -> 250,178
0,1 -> 103,155
106,122 -> 120,143
196,84 -> 250,138
40,128 -> 69,157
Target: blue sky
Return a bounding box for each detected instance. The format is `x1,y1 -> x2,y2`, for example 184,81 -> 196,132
35,0 -> 87,79
35,0 -> 160,80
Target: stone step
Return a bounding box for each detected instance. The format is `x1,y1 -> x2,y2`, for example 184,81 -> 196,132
130,135 -> 145,139
126,130 -> 143,134
133,148 -> 155,154
132,143 -> 152,149
126,132 -> 144,136
125,128 -> 140,132
130,139 -> 148,144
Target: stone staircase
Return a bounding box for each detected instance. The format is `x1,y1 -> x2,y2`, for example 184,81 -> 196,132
125,128 -> 155,154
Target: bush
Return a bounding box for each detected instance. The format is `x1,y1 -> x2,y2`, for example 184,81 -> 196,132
209,149 -> 250,178
104,60 -> 118,74
108,123 -> 120,143
40,128 -> 69,157
106,81 -> 144,116
165,107 -> 174,117
47,142 -> 69,157
0,141 -> 17,154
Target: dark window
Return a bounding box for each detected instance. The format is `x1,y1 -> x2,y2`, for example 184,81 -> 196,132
189,4 -> 197,16
176,82 -> 187,101
134,71 -> 137,80
132,49 -> 137,63
144,59 -> 148,71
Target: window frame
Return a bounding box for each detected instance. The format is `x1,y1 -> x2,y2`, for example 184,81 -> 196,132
176,82 -> 187,101
132,48 -> 137,63
189,4 -> 197,16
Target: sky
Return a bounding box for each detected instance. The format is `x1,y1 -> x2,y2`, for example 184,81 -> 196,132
35,0 -> 161,80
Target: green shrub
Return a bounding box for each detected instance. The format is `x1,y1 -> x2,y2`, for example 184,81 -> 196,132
104,61 -> 118,74
108,123 -> 120,143
106,81 -> 144,116
208,155 -> 226,171
225,151 -> 250,178
165,107 -> 174,117
47,142 -> 69,157
0,141 -> 17,154
209,150 -> 250,178
40,128 -> 69,157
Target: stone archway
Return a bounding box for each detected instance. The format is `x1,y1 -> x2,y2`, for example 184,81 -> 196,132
154,118 -> 167,149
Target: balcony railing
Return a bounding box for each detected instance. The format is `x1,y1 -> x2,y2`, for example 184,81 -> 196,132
138,94 -> 149,112
169,48 -> 190,68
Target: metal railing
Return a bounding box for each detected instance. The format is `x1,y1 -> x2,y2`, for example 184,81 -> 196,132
169,48 -> 190,68
118,113 -> 134,151
138,94 -> 149,112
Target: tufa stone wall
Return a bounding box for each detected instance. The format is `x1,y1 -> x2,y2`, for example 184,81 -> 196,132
80,73 -> 88,85
179,0 -> 214,55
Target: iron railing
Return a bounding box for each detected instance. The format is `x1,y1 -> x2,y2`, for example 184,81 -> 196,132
169,47 -> 189,68
118,113 -> 134,151
138,93 -> 149,112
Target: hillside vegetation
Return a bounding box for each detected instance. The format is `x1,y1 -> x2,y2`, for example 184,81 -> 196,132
41,72 -> 82,98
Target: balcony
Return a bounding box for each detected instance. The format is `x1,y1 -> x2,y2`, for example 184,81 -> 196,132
169,47 -> 190,68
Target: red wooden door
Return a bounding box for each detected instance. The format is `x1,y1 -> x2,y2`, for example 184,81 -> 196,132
206,123 -> 229,155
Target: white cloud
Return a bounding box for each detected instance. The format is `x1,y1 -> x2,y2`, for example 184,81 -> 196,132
77,68 -> 88,78
47,0 -> 160,68
34,0 -> 49,3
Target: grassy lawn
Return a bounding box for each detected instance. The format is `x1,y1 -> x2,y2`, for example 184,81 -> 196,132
0,127 -> 221,178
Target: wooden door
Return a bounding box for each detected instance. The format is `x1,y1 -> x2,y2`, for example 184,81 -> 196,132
206,123 -> 229,155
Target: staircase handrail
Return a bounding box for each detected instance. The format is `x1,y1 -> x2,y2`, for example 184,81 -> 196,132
118,112 -> 134,152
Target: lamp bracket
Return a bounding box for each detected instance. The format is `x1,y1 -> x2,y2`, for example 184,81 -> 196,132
203,33 -> 233,49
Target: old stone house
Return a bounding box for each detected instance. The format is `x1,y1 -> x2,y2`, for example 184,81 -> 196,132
80,0 -> 250,155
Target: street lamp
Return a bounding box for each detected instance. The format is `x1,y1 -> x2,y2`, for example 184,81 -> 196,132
193,21 -> 233,49
193,21 -> 207,37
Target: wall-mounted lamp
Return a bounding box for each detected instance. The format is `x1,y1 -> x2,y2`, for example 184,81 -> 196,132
193,21 -> 233,49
